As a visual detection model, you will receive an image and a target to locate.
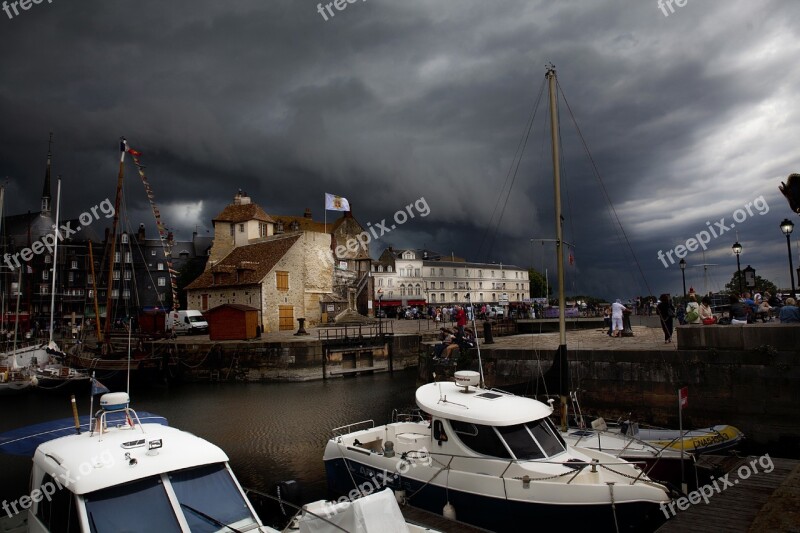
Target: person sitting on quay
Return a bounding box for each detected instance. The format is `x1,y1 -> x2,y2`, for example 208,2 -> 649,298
729,295 -> 751,324
699,296 -> 716,324
778,298 -> 800,323
684,293 -> 701,324
755,295 -> 773,322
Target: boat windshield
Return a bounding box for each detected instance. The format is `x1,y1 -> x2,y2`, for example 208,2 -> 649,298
83,463 -> 257,533
496,418 -> 566,460
84,475 -> 182,533
450,420 -> 512,458
169,463 -> 257,533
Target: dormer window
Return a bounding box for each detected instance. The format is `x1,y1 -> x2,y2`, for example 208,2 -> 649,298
290,221 -> 300,231
121,233 -> 129,244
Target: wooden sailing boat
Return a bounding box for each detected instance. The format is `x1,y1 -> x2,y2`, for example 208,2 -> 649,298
67,138 -> 178,377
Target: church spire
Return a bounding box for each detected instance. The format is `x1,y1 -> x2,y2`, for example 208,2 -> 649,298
41,132 -> 53,216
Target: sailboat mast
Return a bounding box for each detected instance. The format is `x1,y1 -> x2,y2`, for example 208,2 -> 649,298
47,177 -> 61,344
88,241 -> 103,341
103,140 -> 126,341
546,65 -> 569,430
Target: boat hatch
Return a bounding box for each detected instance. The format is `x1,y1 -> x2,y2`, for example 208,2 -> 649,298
475,392 -> 503,400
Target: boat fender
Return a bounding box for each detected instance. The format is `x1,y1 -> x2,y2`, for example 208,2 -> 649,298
384,440 -> 395,458
394,489 -> 406,505
274,479 -> 302,517
443,502 -> 456,520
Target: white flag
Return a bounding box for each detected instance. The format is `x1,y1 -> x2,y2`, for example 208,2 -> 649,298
325,193 -> 350,212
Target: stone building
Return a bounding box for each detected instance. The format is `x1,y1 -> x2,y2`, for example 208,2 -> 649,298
371,247 -> 529,314
185,231 -> 333,332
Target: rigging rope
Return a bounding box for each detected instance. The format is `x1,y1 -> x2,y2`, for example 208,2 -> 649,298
128,150 -> 180,310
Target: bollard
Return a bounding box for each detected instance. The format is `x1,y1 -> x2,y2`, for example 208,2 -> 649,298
294,318 -> 309,336
483,320 -> 494,344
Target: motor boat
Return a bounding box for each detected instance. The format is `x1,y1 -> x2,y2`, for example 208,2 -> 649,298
0,392 -> 270,533
324,371 -> 672,532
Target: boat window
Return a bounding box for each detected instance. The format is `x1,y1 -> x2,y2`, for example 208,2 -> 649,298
496,419 -> 566,460
35,473 -> 81,532
497,424 -> 545,460
169,463 -> 257,533
531,418 -> 566,456
84,475 -> 182,533
450,420 -> 511,459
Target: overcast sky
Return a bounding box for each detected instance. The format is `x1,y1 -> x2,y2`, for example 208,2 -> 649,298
1,0 -> 799,301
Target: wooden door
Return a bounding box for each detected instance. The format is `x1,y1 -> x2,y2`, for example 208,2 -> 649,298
278,305 -> 294,330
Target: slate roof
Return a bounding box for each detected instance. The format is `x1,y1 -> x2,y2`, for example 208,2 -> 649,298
212,203 -> 274,224
185,233 -> 301,290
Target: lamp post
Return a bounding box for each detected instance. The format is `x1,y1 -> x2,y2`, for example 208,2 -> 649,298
732,241 -> 743,295
781,218 -> 796,297
377,289 -> 383,335
679,258 -> 687,297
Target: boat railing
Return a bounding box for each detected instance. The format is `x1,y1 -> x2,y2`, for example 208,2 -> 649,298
390,408 -> 426,424
395,449 -> 658,487
94,406 -> 146,440
331,419 -> 375,438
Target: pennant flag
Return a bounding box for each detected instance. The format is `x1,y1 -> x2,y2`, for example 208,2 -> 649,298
325,193 -> 350,212
679,386 -> 688,409
92,378 -> 110,396
127,147 -> 142,157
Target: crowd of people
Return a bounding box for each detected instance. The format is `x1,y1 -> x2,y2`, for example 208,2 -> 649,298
649,289 -> 800,343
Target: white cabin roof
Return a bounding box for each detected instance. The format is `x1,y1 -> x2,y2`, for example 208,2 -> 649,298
415,381 -> 552,426
33,422 -> 229,495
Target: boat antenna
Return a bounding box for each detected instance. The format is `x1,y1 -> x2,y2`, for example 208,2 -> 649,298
465,290 -> 485,387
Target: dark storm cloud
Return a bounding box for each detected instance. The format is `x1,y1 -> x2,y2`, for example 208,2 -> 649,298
2,0 -> 799,300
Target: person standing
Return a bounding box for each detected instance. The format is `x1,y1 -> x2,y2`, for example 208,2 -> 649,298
611,299 -> 626,337
657,294 -> 675,343
455,305 -> 467,336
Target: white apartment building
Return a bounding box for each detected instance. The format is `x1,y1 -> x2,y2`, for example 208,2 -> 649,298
371,248 -> 529,312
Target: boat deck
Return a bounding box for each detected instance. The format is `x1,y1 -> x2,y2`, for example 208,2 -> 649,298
656,456 -> 800,532
399,504 -> 493,532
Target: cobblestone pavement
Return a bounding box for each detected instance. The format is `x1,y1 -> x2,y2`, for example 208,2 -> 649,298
171,316 -> 678,349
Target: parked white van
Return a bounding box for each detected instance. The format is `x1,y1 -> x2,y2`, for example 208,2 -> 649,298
166,309 -> 209,335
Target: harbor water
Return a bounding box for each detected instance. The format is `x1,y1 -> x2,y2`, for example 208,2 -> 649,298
0,371 -> 419,520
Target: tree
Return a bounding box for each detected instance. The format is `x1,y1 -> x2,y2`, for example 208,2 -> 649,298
724,271 -> 778,296
528,269 -> 551,299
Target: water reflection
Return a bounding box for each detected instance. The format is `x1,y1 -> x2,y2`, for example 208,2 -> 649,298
0,371 -> 419,505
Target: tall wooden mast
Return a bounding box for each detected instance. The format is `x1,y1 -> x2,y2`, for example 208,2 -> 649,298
546,64 -> 569,430
102,138 -> 127,342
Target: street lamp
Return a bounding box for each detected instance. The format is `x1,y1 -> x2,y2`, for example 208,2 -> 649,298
377,289 -> 383,335
732,241 -> 743,295
781,218 -> 796,297
679,258 -> 687,297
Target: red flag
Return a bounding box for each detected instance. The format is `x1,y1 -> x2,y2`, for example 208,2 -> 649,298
679,386 -> 688,409
127,147 -> 142,157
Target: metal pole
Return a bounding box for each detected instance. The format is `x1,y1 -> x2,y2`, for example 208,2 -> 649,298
736,254 -> 742,294
546,65 -> 568,431
678,389 -> 686,494
787,233 -> 796,297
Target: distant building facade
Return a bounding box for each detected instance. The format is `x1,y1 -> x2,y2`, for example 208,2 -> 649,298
371,247 -> 529,313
